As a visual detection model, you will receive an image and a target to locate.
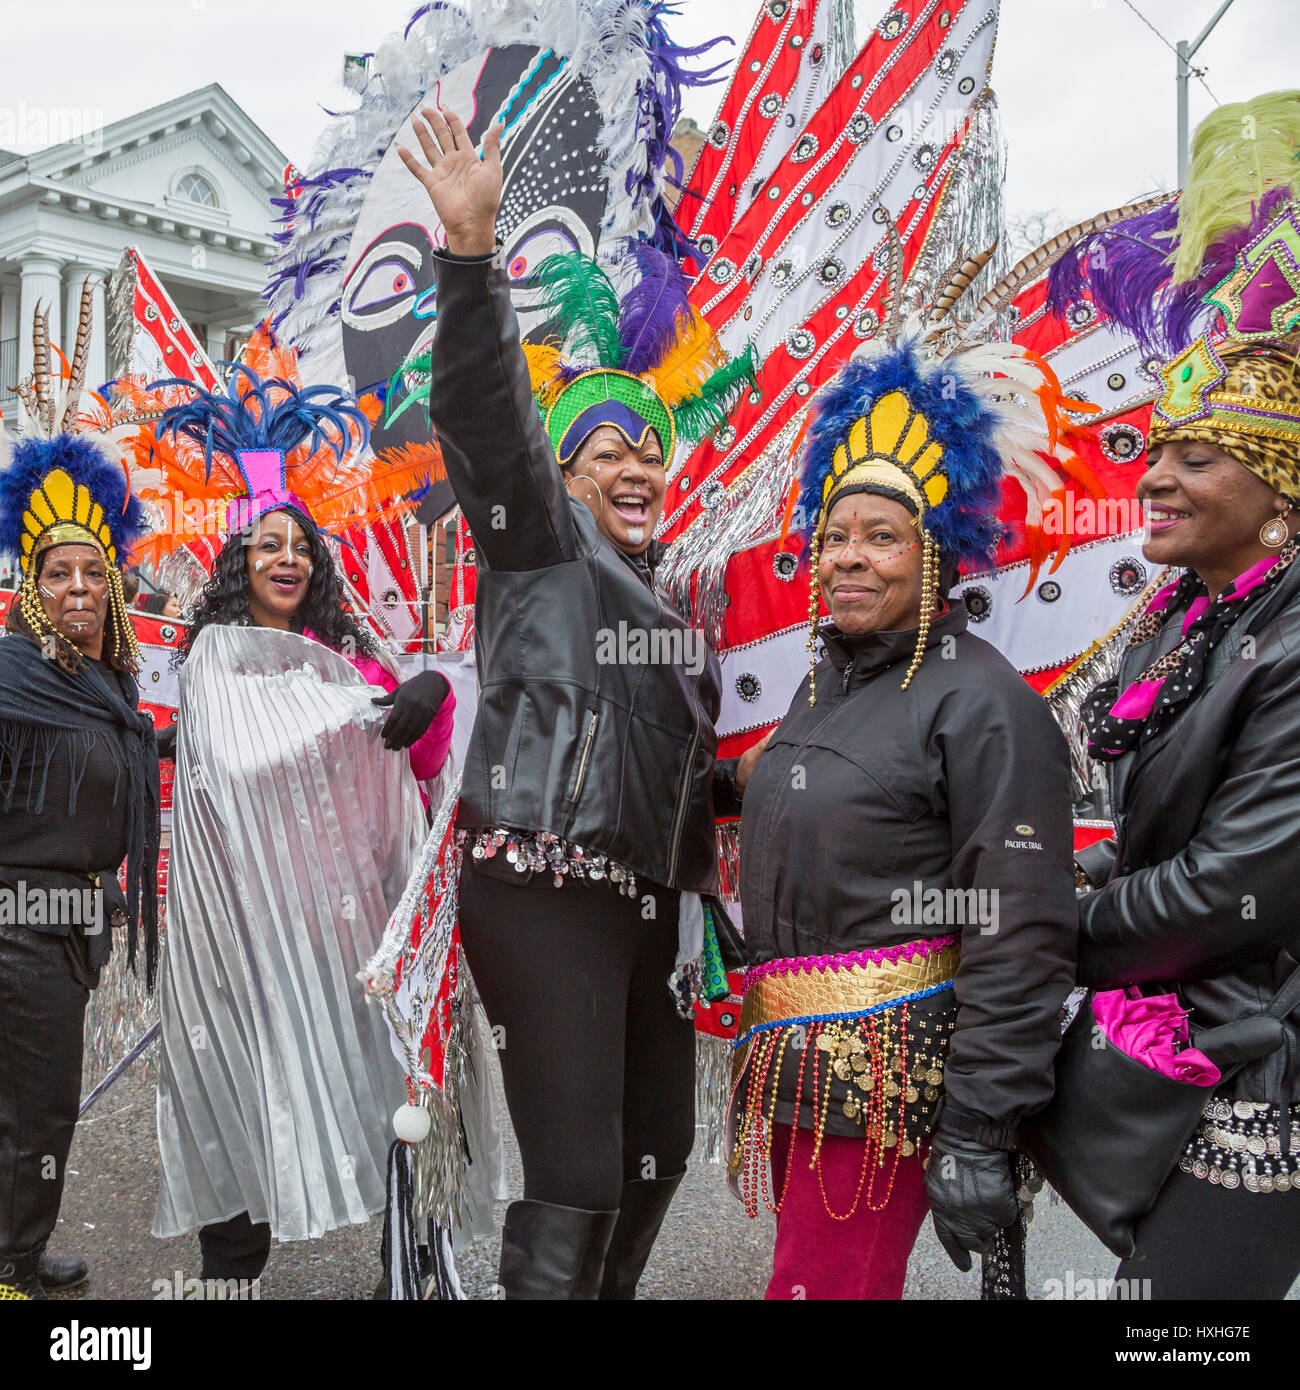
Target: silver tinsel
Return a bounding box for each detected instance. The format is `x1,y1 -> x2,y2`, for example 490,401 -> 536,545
658,414 -> 805,641
81,906 -> 164,1096
1045,569 -> 1173,801
903,92 -> 1008,334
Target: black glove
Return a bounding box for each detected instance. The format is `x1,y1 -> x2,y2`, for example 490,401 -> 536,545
924,1130 -> 1018,1272
155,724 -> 177,761
372,670 -> 450,752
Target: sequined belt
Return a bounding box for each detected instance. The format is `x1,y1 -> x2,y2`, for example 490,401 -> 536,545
734,935 -> 959,1051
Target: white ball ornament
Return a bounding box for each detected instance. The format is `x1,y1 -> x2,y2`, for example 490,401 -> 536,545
393,1103 -> 431,1143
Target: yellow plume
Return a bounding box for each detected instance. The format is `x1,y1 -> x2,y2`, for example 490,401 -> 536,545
642,309 -> 727,407
522,342 -> 567,407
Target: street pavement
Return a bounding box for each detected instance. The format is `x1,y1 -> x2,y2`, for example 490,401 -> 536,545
47,1050 -> 1298,1302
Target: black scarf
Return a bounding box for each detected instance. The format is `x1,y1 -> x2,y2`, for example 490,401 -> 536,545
0,633 -> 161,984
1083,544 -> 1298,761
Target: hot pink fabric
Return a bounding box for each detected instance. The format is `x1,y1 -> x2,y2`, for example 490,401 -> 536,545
226,449 -> 309,532
304,626 -> 455,782
1109,677 -> 1165,721
349,654 -> 455,783
765,1124 -> 931,1301
1092,989 -> 1221,1085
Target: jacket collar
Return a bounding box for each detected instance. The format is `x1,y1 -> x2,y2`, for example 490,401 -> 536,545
818,599 -> 968,677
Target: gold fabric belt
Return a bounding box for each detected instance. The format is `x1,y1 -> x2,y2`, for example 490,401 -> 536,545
735,937 -> 959,1050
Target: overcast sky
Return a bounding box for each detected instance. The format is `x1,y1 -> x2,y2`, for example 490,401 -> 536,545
2,0 -> 1295,229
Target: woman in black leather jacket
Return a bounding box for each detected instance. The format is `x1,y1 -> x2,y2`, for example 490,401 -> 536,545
1076,329 -> 1300,1298
728,336 -> 1078,1300
401,108 -> 756,1299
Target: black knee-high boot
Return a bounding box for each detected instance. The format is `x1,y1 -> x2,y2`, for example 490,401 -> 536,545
498,1200 -> 618,1300
598,1172 -> 684,1300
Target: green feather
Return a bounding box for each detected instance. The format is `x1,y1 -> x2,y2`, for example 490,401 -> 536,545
529,254 -> 625,367
671,343 -> 758,448
1174,90 -> 1300,282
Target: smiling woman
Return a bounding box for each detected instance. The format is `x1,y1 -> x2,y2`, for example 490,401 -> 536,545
401,104 -> 756,1300
0,312 -> 160,1298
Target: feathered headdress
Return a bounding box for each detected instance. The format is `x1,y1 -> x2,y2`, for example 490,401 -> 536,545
521,240 -> 755,465
1044,92 -> 1300,360
0,286 -> 151,669
117,325 -> 437,562
795,229 -> 1097,699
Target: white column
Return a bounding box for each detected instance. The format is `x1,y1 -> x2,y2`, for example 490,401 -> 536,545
206,324 -> 227,364
63,264 -> 107,393
17,255 -> 63,427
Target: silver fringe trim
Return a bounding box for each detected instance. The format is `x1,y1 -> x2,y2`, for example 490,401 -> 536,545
658,414 -> 804,639
827,0 -> 857,81
695,1031 -> 734,1166
903,92 -> 1008,336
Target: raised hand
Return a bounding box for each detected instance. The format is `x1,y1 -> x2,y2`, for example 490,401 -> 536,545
397,106 -> 503,258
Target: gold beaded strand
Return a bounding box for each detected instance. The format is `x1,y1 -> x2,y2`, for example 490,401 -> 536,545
805,525 -> 824,705
900,529 -> 937,691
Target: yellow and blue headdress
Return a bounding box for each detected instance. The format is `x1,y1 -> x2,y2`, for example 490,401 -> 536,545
796,320 -> 1088,698
0,291 -> 150,669
521,240 -> 754,467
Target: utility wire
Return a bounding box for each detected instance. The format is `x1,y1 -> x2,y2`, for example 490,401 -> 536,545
1121,0 -> 1221,104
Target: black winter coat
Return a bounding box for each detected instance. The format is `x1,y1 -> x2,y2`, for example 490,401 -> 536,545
739,604 -> 1078,1142
426,250 -> 730,892
1078,559 -> 1300,1103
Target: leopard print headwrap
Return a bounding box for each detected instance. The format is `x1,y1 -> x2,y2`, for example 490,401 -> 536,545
1148,344 -> 1300,497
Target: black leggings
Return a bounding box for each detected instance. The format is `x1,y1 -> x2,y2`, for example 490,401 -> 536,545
1116,1166 -> 1300,1299
199,1212 -> 272,1281
458,863 -> 695,1211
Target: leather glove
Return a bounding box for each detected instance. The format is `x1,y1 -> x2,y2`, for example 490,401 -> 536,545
924,1130 -> 1018,1272
155,724 -> 177,761
372,670 -> 450,751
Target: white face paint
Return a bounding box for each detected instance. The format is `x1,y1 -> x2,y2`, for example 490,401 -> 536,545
254,558 -> 266,572
38,584 -> 55,599
626,526 -> 645,547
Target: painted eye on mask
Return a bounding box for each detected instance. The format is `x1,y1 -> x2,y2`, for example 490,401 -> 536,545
342,244 -> 423,328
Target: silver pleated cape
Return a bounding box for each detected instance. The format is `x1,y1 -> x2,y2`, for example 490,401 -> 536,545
154,624 -> 425,1242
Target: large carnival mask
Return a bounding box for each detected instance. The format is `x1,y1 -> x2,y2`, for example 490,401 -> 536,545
339,45 -> 609,502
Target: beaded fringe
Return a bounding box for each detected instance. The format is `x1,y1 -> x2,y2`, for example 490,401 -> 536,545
730,1004 -> 951,1221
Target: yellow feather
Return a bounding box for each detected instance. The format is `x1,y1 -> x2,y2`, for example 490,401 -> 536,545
643,310 -> 726,407
522,342 -> 566,407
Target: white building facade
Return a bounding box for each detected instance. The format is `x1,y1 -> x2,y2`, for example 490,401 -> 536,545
0,84 -> 285,430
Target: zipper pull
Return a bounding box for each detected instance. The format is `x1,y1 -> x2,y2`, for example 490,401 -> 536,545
841,660 -> 855,694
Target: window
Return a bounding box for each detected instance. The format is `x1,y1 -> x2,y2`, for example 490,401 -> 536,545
176,171 -> 218,207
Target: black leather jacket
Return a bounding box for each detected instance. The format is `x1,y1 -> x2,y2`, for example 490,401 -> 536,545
426,250 -> 730,892
739,606 -> 1078,1142
1078,559 -> 1300,1102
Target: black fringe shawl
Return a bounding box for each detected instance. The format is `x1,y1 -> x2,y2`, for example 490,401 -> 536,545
0,633 -> 161,985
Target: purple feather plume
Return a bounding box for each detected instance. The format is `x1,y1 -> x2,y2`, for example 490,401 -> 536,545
1045,188 -> 1294,357
618,239 -> 691,373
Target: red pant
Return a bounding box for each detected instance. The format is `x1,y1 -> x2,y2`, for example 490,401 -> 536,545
765,1123 -> 931,1301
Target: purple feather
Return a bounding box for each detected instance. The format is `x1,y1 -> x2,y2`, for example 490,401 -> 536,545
628,2 -> 731,208
618,239 -> 691,373
1045,188 -> 1295,357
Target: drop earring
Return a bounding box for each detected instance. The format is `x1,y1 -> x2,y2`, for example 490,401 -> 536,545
1260,501 -> 1293,549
